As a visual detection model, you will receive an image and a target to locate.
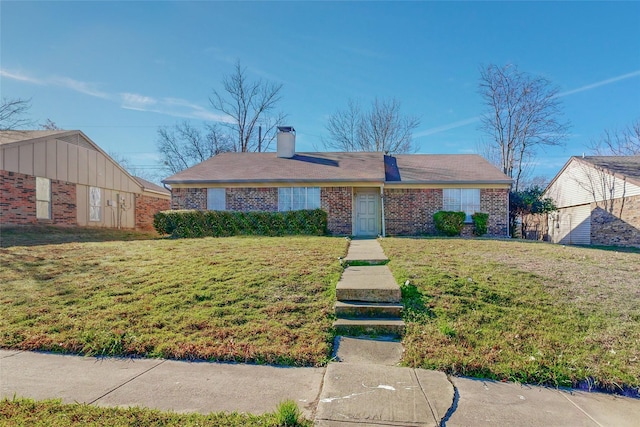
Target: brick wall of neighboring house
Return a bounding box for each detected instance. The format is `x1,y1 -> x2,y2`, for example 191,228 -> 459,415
226,188 -> 278,211
170,187 -> 206,210
321,187 -> 352,235
383,188 -> 443,235
50,179 -> 76,225
1,170 -> 77,226
135,194 -> 171,230
480,188 -> 509,237
590,194 -> 640,247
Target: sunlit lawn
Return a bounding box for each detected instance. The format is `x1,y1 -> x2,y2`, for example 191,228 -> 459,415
0,227 -> 347,366
380,238 -> 640,394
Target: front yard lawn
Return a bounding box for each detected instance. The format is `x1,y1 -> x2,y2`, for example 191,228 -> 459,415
0,229 -> 347,366
380,238 -> 640,394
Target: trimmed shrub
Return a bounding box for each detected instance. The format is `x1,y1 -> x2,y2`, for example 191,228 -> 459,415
433,211 -> 466,236
153,209 -> 328,238
472,212 -> 489,236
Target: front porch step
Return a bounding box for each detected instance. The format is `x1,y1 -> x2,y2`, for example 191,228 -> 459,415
336,266 -> 401,303
333,318 -> 405,337
335,301 -> 403,318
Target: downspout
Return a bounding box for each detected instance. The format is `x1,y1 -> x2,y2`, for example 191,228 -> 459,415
380,185 -> 386,237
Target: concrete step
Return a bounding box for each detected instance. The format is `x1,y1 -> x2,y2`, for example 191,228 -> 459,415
333,318 -> 405,337
336,266 -> 401,303
344,239 -> 388,265
335,301 -> 403,318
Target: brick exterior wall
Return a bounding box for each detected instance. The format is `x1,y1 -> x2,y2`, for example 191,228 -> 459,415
167,185 -> 510,237
171,187 -> 207,210
321,187 -> 352,235
50,180 -> 76,225
480,188 -> 509,237
590,195 -> 640,247
135,194 -> 170,231
1,170 -> 76,226
383,188 -> 442,235
382,187 -> 509,237
226,188 -> 278,211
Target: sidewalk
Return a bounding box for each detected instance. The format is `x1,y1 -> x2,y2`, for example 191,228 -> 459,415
2,238 -> 640,426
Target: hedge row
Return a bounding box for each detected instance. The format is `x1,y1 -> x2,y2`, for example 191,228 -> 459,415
153,209 -> 328,238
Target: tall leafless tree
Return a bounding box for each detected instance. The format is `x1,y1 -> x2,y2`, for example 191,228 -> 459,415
479,64 -> 570,191
209,61 -> 286,152
0,97 -> 33,130
157,121 -> 232,175
588,119 -> 640,156
323,97 -> 420,153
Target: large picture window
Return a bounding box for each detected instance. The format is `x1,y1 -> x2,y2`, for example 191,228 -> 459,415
278,187 -> 320,211
443,188 -> 480,222
207,188 -> 226,210
36,177 -> 51,220
89,187 -> 101,222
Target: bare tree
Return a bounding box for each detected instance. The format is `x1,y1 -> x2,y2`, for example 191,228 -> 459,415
157,121 -> 232,175
588,119 -> 640,155
0,97 -> 33,130
209,61 -> 285,152
323,97 -> 420,153
479,64 -> 570,191
39,119 -> 62,130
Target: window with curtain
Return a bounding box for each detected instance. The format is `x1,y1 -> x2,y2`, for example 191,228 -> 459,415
443,188 -> 480,222
278,187 -> 320,211
36,177 -> 51,219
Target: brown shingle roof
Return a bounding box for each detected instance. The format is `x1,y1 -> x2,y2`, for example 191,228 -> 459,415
164,152 -> 386,184
392,154 -> 513,184
163,152 -> 512,185
578,156 -> 640,187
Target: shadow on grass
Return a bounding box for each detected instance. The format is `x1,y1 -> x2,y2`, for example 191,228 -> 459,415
0,226 -> 159,248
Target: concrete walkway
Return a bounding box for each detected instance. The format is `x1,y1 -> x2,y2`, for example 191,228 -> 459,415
2,238 -> 640,426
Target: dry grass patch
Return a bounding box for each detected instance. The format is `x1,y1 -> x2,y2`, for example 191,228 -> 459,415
0,228 -> 347,366
380,238 -> 640,394
0,397 -> 311,426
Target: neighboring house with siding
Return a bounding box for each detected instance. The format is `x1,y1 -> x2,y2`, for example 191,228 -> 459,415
163,127 -> 512,237
544,156 -> 640,247
0,130 -> 170,230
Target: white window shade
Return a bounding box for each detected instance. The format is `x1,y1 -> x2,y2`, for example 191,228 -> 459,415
278,187 -> 320,211
443,189 -> 480,222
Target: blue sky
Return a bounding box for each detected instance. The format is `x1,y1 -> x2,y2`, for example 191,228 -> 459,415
2,1 -> 639,182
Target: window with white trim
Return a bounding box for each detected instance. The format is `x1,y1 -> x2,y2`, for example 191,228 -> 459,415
278,187 -> 321,211
89,187 -> 101,222
36,177 -> 51,220
443,189 -> 480,222
207,188 -> 226,210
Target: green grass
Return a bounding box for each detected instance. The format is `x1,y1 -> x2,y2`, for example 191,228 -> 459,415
0,397 -> 311,426
0,227 -> 347,366
379,237 -> 640,394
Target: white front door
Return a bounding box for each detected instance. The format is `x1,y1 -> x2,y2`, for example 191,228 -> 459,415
356,192 -> 379,236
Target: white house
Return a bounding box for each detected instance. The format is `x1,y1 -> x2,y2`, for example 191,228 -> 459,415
544,156 -> 640,247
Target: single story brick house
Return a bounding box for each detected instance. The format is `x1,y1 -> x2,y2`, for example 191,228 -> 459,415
543,155 -> 640,247
163,127 -> 512,237
1,130 -> 170,230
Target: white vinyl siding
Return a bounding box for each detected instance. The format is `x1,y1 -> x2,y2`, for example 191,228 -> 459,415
36,177 -> 51,219
207,188 -> 226,210
89,187 -> 101,222
551,204 -> 591,245
278,187 -> 321,211
443,188 -> 480,222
